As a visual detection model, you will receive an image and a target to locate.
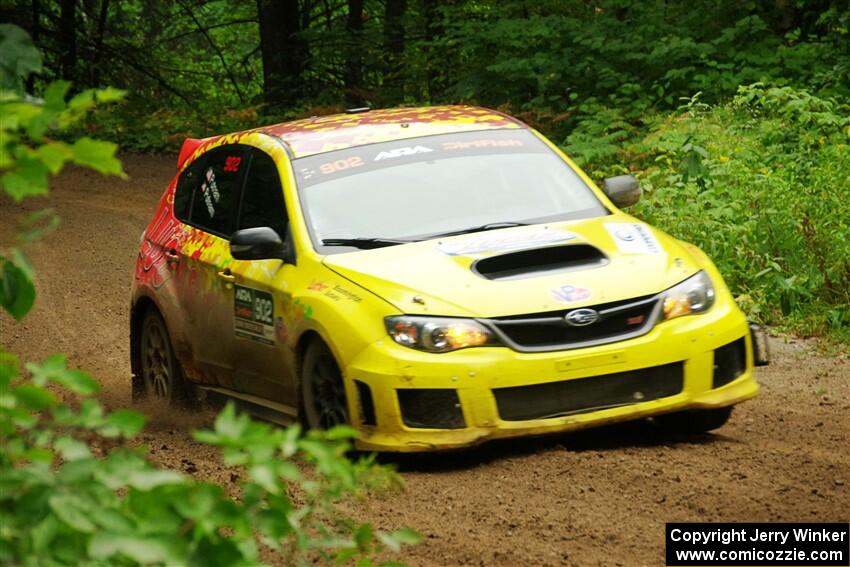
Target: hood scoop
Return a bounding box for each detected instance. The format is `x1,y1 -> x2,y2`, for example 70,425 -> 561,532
472,244 -> 608,281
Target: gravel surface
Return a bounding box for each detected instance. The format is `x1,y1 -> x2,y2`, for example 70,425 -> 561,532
1,155 -> 847,566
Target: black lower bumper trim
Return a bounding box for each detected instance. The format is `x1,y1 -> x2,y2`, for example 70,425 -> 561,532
355,380 -> 376,426
494,362 -> 684,421
713,337 -> 747,388
397,389 -> 466,429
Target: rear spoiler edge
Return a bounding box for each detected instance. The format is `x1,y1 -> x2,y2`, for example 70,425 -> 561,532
177,138 -> 204,170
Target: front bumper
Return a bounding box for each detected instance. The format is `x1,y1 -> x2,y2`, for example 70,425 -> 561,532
344,300 -> 759,452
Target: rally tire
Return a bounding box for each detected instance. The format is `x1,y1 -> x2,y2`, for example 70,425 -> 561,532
656,406 -> 733,434
135,309 -> 187,405
300,339 -> 349,430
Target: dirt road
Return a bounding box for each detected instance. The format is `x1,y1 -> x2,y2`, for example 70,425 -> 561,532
1,155 -> 848,566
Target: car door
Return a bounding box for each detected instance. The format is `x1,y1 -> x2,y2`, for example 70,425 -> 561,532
229,147 -> 298,406
172,145 -> 247,389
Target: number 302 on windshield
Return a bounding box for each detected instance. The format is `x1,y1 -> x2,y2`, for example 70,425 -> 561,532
234,285 -> 276,345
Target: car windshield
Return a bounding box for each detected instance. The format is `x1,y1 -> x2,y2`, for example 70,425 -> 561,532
293,129 -> 608,252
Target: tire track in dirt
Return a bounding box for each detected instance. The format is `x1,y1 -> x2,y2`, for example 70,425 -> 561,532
1,155 -> 847,566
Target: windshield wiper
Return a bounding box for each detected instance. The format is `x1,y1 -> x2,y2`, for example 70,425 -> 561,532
321,237 -> 414,249
426,221 -> 530,238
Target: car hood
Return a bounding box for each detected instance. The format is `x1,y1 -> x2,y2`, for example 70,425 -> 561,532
322,215 -> 701,317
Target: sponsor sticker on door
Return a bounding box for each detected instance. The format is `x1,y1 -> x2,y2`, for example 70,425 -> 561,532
234,285 -> 276,345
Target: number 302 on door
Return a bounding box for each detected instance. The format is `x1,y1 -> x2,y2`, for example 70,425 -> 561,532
234,285 -> 276,345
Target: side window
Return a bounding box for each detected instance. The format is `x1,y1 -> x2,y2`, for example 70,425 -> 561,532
189,147 -> 246,237
237,149 -> 288,239
174,157 -> 204,222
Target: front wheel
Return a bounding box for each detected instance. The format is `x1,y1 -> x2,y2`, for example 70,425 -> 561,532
135,309 -> 186,404
300,340 -> 349,430
655,406 -> 733,434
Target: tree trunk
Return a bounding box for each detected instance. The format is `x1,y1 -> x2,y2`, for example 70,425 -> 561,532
91,0 -> 109,86
774,0 -> 798,32
382,0 -> 407,106
422,0 -> 441,101
178,0 -> 244,103
59,0 -> 77,83
256,0 -> 308,111
344,0 -> 365,106
27,0 -> 40,92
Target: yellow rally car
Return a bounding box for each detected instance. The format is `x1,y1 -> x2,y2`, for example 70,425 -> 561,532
130,106 -> 768,452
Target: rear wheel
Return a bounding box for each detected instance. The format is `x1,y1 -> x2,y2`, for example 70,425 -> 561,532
656,406 -> 733,434
301,340 -> 349,430
137,309 -> 185,404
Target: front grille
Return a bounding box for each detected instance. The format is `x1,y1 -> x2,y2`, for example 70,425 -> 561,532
397,389 -> 466,429
487,294 -> 659,352
494,362 -> 684,421
713,337 -> 746,388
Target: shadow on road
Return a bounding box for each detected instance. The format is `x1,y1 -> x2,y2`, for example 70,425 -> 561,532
384,419 -> 732,473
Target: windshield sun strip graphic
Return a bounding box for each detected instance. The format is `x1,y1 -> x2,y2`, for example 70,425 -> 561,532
293,129 -> 549,189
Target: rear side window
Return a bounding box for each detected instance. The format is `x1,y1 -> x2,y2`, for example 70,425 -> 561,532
188,147 -> 246,237
237,149 -> 288,239
174,158 -> 204,222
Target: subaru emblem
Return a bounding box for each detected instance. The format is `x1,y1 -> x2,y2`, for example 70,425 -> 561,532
564,308 -> 599,327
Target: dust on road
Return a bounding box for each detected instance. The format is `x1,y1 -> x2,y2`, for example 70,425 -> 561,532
1,155 -> 847,566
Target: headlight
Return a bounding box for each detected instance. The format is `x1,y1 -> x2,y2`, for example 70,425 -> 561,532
662,271 -> 716,320
384,316 -> 500,353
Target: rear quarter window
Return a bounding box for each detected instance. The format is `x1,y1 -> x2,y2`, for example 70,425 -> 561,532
175,146 -> 248,238
191,148 -> 246,237
174,158 -> 203,222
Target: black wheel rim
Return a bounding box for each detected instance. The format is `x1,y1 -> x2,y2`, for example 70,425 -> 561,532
310,353 -> 348,429
141,317 -> 172,399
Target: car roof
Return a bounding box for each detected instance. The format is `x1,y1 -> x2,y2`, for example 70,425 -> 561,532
251,105 -> 526,158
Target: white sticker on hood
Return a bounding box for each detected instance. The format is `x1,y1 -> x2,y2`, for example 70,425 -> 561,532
605,223 -> 663,255
437,230 -> 577,256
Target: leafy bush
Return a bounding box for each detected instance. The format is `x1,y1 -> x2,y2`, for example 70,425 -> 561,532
68,102 -> 269,154
65,99 -> 342,154
569,84 -> 850,344
0,24 -> 124,319
0,353 -> 417,565
435,3 -> 849,141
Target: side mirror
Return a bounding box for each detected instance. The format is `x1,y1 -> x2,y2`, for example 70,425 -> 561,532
602,175 -> 641,208
230,227 -> 290,261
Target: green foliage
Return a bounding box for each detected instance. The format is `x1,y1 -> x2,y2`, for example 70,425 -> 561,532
1,25 -> 125,320
564,103 -> 639,175
0,80 -> 125,203
10,0 -> 845,154
0,251 -> 35,320
70,102 -> 281,154
0,24 -> 42,93
573,83 -> 850,344
0,355 -> 420,565
425,2 -> 849,140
